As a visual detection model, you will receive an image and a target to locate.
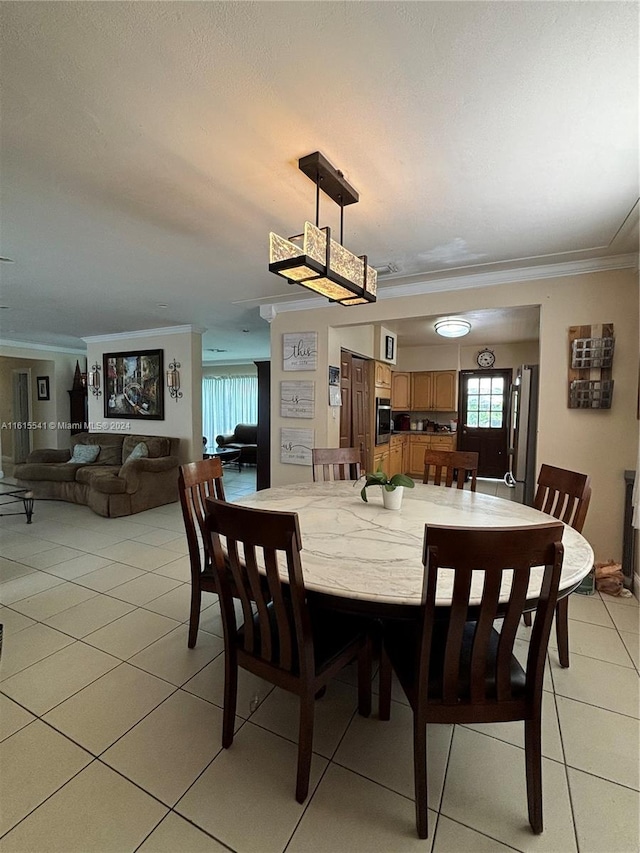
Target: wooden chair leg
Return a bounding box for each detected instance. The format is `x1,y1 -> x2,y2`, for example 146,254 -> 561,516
378,645 -> 392,721
555,596 -> 570,668
188,584 -> 201,648
524,717 -> 543,834
413,715 -> 428,839
296,693 -> 315,803
357,639 -> 372,718
222,651 -> 238,749
523,611 -> 533,628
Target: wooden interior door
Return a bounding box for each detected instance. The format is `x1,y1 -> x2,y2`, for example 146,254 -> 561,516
339,351 -> 352,447
351,356 -> 370,464
340,350 -> 371,466
457,369 -> 511,478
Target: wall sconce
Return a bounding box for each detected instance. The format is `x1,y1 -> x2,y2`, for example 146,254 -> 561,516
87,363 -> 101,396
166,359 -> 182,400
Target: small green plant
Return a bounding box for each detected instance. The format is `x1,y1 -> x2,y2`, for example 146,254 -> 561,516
357,468 -> 415,502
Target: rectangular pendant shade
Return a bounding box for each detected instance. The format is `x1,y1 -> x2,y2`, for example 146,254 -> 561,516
269,222 -> 377,305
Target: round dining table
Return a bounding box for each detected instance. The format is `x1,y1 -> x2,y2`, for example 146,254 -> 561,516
234,481 -> 594,618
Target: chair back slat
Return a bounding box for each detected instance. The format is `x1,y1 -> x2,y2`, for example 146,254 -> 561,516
419,523 -> 564,708
423,450 -> 479,491
226,538 -> 257,652
469,570 -> 502,704
179,458 -> 225,579
534,464 -> 591,533
496,566 -> 530,700
312,448 -> 362,482
206,500 -> 314,677
442,568 -> 473,703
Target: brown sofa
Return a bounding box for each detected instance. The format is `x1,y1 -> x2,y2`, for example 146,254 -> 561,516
215,423 -> 257,466
15,432 -> 180,517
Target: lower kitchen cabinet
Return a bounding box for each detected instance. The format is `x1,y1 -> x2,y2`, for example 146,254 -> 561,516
407,433 -> 457,477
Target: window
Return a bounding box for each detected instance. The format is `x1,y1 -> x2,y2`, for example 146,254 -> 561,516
464,375 -> 505,429
202,375 -> 257,448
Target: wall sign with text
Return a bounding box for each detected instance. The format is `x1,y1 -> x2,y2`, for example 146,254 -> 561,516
280,381 -> 315,418
283,332 -> 318,371
280,428 -> 314,466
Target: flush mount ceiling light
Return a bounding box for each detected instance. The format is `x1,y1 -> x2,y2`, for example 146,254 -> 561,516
269,152 -> 377,306
434,318 -> 472,338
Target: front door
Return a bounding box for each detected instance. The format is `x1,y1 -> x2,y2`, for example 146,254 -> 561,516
457,369 -> 511,478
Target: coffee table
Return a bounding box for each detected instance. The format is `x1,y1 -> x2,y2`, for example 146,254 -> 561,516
205,447 -> 242,472
0,482 -> 35,524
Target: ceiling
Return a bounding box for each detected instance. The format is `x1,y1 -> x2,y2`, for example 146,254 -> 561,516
1,2 -> 637,362
385,306 -> 540,349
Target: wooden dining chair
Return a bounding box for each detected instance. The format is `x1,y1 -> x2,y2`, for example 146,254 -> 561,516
178,457 -> 226,648
312,447 -> 362,482
522,464 -> 591,667
422,449 -> 479,491
205,499 -> 372,803
380,521 -> 564,839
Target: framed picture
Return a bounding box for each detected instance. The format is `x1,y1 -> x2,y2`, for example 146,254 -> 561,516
385,335 -> 395,361
36,376 -> 50,401
103,349 -> 164,420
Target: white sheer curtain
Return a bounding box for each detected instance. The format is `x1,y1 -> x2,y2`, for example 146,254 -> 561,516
202,375 -> 258,449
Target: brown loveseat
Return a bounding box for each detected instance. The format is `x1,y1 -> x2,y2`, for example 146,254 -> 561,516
215,423 -> 257,466
15,432 -> 179,517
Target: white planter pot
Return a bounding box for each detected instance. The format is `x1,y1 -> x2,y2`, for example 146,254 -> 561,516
382,485 -> 404,510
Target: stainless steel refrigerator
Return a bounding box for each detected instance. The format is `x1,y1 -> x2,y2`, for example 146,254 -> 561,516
505,365 -> 539,506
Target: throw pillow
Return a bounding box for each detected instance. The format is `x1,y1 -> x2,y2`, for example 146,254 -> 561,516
123,441 -> 149,466
67,444 -> 100,464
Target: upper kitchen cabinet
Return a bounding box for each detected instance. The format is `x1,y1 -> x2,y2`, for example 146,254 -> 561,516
391,372 -> 411,409
392,370 -> 458,411
411,372 -> 433,410
432,370 -> 457,410
374,361 -> 392,390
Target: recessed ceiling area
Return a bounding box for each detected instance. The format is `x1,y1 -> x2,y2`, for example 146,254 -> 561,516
0,3 -> 636,360
385,306 -> 540,349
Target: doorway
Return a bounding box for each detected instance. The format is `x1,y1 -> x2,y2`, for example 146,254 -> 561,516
457,369 -> 512,477
339,350 -> 372,464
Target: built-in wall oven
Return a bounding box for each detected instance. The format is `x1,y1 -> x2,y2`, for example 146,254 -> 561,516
375,397 -> 392,445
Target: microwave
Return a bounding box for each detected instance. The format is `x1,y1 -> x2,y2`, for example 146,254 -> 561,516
375,397 -> 392,445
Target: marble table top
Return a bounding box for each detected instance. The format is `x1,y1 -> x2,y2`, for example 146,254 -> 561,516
235,482 -> 595,608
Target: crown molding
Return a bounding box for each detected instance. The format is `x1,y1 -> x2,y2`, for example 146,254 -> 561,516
0,339 -> 86,355
260,253 -> 638,318
82,324 -> 206,343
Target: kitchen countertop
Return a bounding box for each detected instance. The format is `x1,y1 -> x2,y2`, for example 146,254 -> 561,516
392,430 -> 457,435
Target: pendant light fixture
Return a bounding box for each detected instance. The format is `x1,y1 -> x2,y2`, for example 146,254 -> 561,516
269,152 -> 377,305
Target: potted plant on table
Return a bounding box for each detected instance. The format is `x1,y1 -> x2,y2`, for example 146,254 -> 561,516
358,468 -> 415,510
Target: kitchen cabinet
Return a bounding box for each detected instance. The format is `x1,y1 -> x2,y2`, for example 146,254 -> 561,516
391,372 -> 411,409
398,370 -> 457,411
411,373 -> 433,410
372,446 -> 389,475
433,371 -> 457,410
407,433 -> 457,477
388,435 -> 405,477
374,361 -> 392,390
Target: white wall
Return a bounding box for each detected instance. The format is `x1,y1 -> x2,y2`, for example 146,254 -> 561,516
202,363 -> 257,378
397,340 -> 539,373
269,268 -> 639,563
0,344 -> 85,463
84,326 -> 203,463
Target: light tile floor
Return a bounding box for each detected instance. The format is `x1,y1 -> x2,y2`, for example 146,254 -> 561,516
1,471 -> 638,852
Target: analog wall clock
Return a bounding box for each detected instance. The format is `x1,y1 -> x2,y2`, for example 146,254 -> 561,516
476,348 -> 496,368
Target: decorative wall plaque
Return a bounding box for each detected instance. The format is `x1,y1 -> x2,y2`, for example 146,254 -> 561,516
283,332 -> 318,371
280,428 -> 314,466
280,381 -> 315,418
